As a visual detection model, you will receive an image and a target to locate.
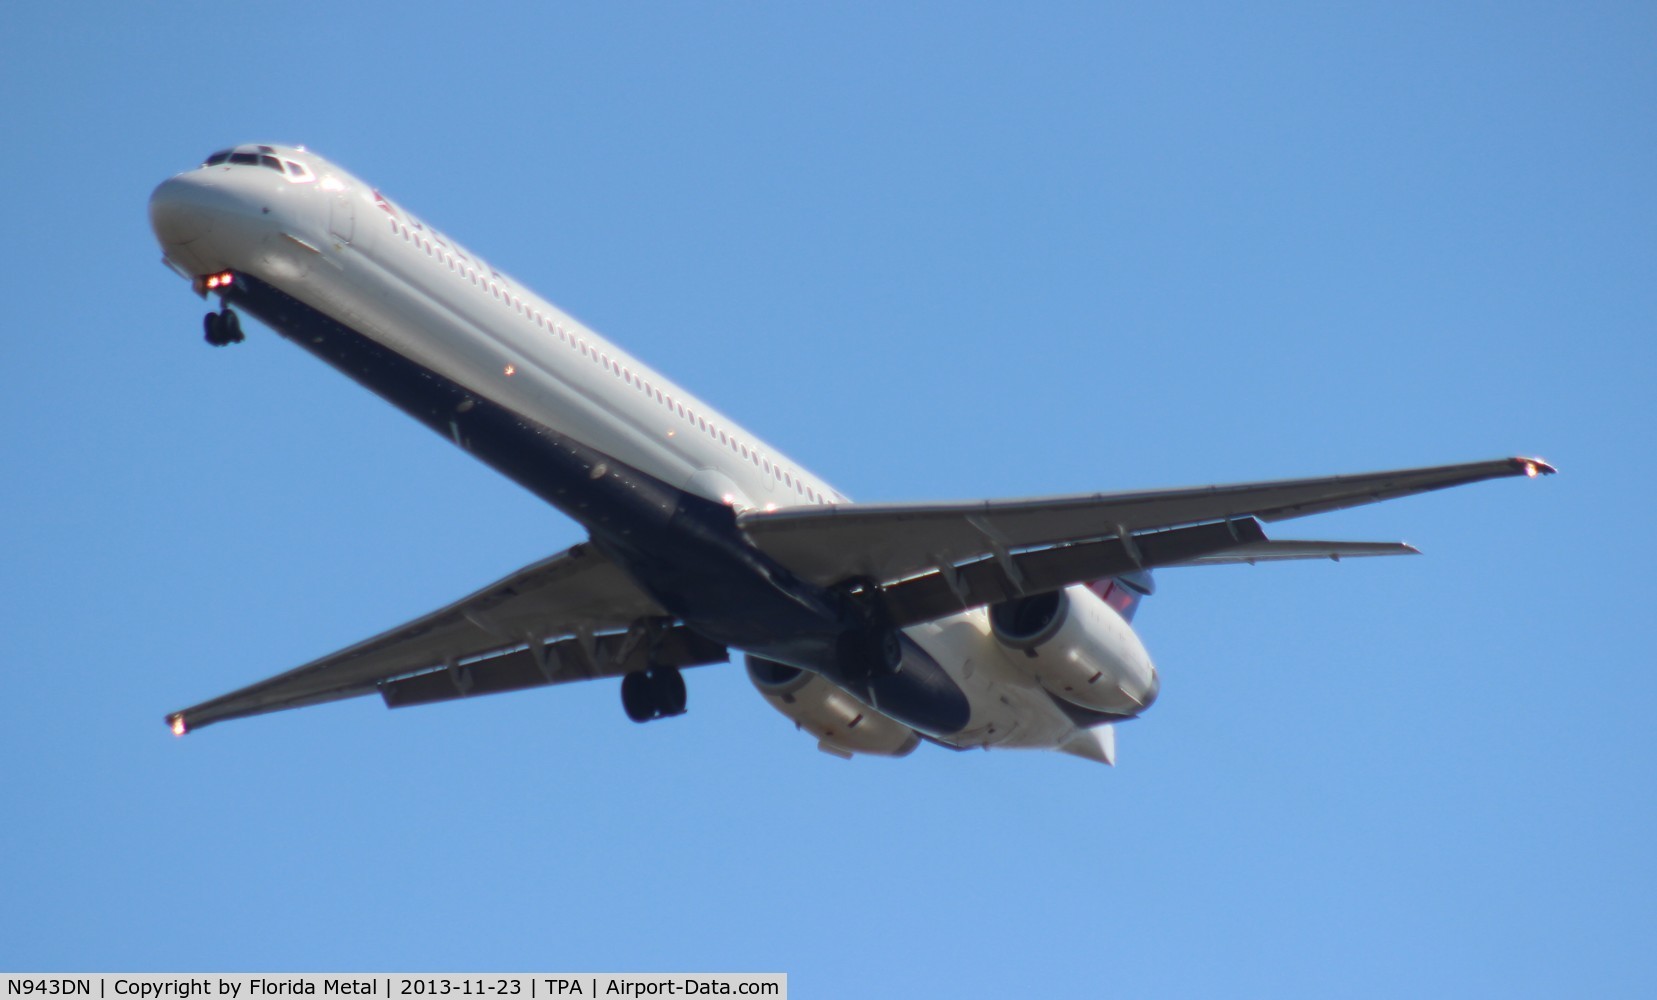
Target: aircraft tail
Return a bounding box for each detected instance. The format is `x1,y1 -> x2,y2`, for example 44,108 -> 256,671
1087,569 -> 1154,622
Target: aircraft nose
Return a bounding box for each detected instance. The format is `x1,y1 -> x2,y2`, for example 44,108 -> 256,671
149,175 -> 217,245
150,172 -> 250,248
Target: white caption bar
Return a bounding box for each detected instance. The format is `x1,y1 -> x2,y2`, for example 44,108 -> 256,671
2,976 -> 785,1000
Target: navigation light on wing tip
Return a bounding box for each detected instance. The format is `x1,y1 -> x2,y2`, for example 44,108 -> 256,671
169,715 -> 188,737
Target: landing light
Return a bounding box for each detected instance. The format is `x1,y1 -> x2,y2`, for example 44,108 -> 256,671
169,715 -> 188,737
503,364 -> 516,377
195,271 -> 235,296
1523,462 -> 1540,479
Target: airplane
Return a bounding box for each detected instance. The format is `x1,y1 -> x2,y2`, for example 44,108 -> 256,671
149,143 -> 1553,765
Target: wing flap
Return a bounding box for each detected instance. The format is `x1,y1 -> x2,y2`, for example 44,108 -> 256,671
878,518 -> 1266,628
379,626 -> 727,708
167,542 -> 669,733
1167,539 -> 1420,566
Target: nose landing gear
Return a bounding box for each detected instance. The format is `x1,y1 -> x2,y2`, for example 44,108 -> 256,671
203,308 -> 243,347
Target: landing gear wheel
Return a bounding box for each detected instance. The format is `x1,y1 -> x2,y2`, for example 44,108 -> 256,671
202,308 -> 243,347
651,667 -> 687,716
621,671 -> 655,723
876,630 -> 903,672
621,667 -> 688,722
837,628 -> 903,681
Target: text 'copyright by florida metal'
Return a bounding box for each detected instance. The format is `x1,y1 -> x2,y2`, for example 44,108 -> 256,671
4,977 -> 784,1000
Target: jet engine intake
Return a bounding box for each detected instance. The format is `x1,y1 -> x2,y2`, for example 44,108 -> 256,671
988,585 -> 1159,716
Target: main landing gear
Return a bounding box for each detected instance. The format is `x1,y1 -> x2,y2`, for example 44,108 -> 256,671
621,666 -> 688,723
203,308 -> 243,347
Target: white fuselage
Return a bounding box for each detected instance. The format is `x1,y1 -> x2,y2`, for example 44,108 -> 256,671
152,145 -> 1154,758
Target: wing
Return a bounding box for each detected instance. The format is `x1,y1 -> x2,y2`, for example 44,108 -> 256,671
739,456 -> 1552,589
166,541 -> 725,733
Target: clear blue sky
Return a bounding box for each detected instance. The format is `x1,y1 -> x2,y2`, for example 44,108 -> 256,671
3,3 -> 1651,995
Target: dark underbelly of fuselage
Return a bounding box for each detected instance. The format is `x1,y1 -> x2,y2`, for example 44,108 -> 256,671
224,274 -> 836,643
221,273 -> 972,736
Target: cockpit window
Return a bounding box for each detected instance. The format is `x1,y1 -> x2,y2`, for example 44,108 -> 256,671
221,151 -> 286,173
202,147 -> 311,180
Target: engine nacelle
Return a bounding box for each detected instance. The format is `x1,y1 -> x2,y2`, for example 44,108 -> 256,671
746,657 -> 920,758
988,584 -> 1159,716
